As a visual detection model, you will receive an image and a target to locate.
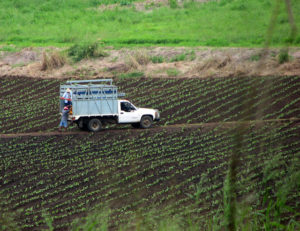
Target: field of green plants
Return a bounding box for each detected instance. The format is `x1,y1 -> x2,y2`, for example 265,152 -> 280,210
0,0 -> 299,47
0,75 -> 300,230
0,76 -> 300,133
1,0 -> 299,230
1,121 -> 299,230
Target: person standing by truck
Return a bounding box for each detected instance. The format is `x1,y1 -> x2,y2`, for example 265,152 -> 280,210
58,106 -> 70,132
60,88 -> 72,106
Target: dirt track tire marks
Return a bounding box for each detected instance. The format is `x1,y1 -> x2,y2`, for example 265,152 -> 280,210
1,118 -> 299,138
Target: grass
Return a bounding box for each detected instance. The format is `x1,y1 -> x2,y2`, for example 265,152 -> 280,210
0,45 -> 20,52
278,48 -> 290,64
11,63 -> 26,68
151,55 -> 164,63
67,42 -> 109,62
250,53 -> 262,61
166,68 -> 179,76
41,51 -> 67,70
170,53 -> 186,62
0,0 -> 299,47
117,71 -> 144,78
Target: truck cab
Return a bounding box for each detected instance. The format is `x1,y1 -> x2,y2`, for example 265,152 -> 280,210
60,79 -> 160,132
118,99 -> 160,128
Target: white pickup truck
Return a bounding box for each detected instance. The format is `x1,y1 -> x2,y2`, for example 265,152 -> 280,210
60,79 -> 160,132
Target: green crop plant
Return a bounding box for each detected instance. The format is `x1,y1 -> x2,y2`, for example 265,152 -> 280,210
1,75 -> 300,230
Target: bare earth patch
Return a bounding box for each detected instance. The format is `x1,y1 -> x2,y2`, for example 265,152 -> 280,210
0,46 -> 300,79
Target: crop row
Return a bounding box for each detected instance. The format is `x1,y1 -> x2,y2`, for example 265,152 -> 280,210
0,76 -> 300,133
1,121 -> 299,229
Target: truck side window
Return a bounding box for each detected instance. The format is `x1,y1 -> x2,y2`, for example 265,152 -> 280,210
121,102 -> 130,112
121,102 -> 135,112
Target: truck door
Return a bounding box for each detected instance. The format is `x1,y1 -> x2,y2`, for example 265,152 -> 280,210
119,102 -> 140,123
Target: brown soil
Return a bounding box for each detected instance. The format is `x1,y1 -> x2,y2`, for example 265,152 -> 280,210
1,119 -> 299,138
1,46 -> 300,79
1,119 -> 299,230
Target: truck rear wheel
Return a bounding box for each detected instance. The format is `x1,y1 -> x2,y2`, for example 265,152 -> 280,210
140,116 -> 153,129
87,118 -> 102,132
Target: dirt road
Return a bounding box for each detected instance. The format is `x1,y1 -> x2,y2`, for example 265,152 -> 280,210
1,118 -> 299,138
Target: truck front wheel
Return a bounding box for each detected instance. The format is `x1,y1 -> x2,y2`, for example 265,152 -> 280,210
88,118 -> 102,132
140,116 -> 153,129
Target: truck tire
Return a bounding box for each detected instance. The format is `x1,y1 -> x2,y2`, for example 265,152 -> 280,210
77,119 -> 88,131
131,123 -> 140,129
77,123 -> 88,131
87,118 -> 102,132
140,116 -> 153,129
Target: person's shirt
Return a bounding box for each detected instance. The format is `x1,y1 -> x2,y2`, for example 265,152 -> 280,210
61,109 -> 69,121
62,91 -> 72,103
